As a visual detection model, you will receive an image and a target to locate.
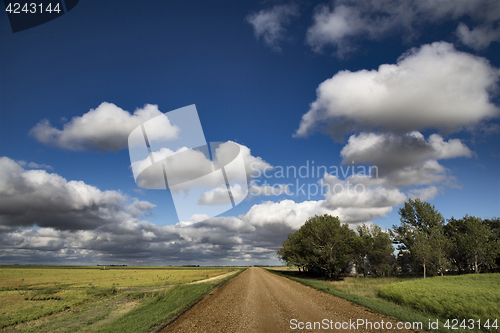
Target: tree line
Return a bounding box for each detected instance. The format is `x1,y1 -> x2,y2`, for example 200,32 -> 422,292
277,199 -> 500,278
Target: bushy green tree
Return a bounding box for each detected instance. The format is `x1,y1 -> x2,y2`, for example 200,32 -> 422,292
277,215 -> 356,278
392,199 -> 449,278
354,224 -> 394,276
445,215 -> 493,273
484,217 -> 500,269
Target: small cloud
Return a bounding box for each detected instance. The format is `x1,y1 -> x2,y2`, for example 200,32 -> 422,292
408,186 -> 440,201
16,160 -> 53,170
456,23 -> 500,51
246,3 -> 299,51
133,188 -> 145,195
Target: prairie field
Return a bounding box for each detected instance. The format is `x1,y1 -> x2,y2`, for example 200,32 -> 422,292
0,265 -> 241,332
378,273 -> 500,321
270,270 -> 499,333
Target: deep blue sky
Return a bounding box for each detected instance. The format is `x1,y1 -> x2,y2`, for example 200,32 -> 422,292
1,0 -> 499,265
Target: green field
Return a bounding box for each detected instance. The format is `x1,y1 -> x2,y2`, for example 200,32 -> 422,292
0,265 -> 243,332
378,274 -> 500,322
269,270 -> 499,333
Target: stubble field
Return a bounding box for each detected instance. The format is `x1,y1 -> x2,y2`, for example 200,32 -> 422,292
0,265 -> 241,332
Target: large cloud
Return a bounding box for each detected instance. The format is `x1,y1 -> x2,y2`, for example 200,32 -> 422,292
306,0 -> 500,55
0,154 -> 407,265
30,103 -> 176,152
295,42 -> 499,138
337,131 -> 473,190
340,131 -> 472,176
132,141 -> 272,193
0,157 -> 155,231
246,3 -> 299,51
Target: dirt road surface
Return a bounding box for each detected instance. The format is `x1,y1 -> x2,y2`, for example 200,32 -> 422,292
160,267 -> 425,333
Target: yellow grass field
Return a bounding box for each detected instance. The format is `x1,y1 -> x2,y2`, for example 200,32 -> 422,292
0,265 -> 239,331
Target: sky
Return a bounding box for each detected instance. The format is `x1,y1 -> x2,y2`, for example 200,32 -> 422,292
0,0 -> 499,266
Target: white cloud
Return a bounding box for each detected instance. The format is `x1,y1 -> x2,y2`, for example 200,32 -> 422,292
198,184 -> 245,206
321,174 -> 407,209
306,3 -> 410,56
198,182 -> 291,206
30,103 -> 176,152
249,183 -> 291,196
456,23 -> 500,51
16,160 -> 53,170
246,3 -> 299,51
339,131 -> 472,187
133,141 -> 272,192
340,132 -> 472,173
306,0 -> 500,55
408,186 -> 440,201
0,157 -> 155,230
296,42 -> 499,137
214,141 -> 272,179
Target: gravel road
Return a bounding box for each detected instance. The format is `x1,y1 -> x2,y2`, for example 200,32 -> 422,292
160,267 -> 424,333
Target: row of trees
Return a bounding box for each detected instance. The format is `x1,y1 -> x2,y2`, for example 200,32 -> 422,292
393,199 -> 499,278
277,199 -> 500,278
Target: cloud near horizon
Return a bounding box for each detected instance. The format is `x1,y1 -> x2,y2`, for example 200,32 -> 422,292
0,157 -> 155,231
0,155 -> 407,265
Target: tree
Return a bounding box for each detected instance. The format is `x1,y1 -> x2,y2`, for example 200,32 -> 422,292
445,215 -> 493,274
277,229 -> 309,272
392,199 -> 449,278
484,217 -> 500,270
369,225 -> 395,276
277,215 -> 356,278
353,224 -> 394,277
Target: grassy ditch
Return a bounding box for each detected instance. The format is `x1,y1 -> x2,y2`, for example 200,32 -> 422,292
268,270 -> 497,333
378,274 -> 500,324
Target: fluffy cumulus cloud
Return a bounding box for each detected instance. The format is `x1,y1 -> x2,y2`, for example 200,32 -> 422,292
456,23 -> 500,51
133,141 -> 272,194
198,182 -> 291,206
0,157 -> 155,231
340,132 -> 473,178
30,102 -> 177,152
306,0 -> 500,55
328,131 -> 473,201
296,42 -> 499,138
246,3 -> 299,51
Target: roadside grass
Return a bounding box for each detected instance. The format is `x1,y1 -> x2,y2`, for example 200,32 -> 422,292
95,284 -> 214,333
0,266 -> 242,331
268,270 -> 493,333
378,273 -> 500,322
95,268 -> 246,333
